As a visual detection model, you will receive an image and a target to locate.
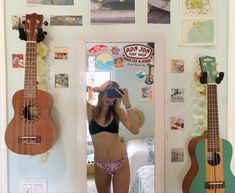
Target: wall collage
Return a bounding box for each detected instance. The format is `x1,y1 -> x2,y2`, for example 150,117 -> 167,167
3,0 -> 224,193
11,0 -> 214,160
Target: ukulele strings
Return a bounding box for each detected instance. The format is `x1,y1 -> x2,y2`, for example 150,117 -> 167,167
31,19 -> 38,153
207,65 -> 220,190
26,19 -> 31,153
214,84 -> 220,189
209,85 -> 216,188
207,67 -> 215,189
25,18 -> 38,153
23,19 -> 29,153
213,71 -> 220,188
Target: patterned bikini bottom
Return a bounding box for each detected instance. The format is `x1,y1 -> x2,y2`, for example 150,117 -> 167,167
94,154 -> 128,175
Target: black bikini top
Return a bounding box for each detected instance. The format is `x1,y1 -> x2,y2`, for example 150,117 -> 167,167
89,119 -> 119,135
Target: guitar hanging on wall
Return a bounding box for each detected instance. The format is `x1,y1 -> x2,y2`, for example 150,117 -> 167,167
182,56 -> 235,193
5,13 -> 57,155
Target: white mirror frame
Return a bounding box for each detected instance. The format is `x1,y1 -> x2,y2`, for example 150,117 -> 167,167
76,32 -> 165,193
228,0 -> 235,173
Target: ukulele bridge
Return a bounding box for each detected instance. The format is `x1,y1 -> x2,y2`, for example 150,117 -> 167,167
205,181 -> 225,189
18,136 -> 41,144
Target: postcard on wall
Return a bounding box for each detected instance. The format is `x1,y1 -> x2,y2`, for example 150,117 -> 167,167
26,0 -> 74,5
171,88 -> 184,102
170,116 -> 184,131
54,47 -> 68,60
170,59 -> 184,73
11,16 -> 25,30
180,18 -> 215,46
55,74 -> 69,88
90,0 -> 135,24
139,84 -> 153,102
180,0 -> 215,17
50,15 -> 82,26
147,0 -> 171,24
171,148 -> 184,162
12,54 -> 24,68
179,0 -> 216,46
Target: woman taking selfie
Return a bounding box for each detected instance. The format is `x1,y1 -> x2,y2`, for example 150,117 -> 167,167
87,80 -> 140,193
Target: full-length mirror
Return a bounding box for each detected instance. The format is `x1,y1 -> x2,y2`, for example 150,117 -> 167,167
77,33 -> 165,193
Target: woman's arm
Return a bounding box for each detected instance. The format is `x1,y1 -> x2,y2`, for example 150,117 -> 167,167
86,86 -> 96,122
116,107 -> 140,135
115,88 -> 140,135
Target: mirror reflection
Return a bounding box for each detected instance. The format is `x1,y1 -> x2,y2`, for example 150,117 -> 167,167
86,42 -> 155,193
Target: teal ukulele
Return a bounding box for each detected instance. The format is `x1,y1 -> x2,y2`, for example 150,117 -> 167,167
182,56 -> 235,193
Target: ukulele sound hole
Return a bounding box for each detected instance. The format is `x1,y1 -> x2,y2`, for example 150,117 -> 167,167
207,152 -> 220,166
23,105 -> 39,120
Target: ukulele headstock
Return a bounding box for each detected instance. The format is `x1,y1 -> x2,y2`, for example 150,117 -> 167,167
199,56 -> 224,84
19,13 -> 47,42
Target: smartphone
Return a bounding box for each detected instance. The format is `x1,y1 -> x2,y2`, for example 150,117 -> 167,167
106,88 -> 123,98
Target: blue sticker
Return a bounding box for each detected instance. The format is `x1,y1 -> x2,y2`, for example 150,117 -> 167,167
136,70 -> 145,78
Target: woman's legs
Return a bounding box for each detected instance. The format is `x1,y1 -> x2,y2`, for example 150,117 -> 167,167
94,164 -> 112,193
112,160 -> 130,193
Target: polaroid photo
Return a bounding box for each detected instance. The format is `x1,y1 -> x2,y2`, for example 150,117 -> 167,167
55,74 -> 69,88
170,116 -> 184,131
171,148 -> 184,162
171,88 -> 184,102
54,47 -> 68,60
12,54 -> 24,68
171,59 -> 184,73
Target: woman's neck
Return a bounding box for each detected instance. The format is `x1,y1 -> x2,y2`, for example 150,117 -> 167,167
102,105 -> 110,112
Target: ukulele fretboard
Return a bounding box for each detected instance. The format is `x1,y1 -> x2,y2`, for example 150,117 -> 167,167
24,41 -> 37,99
207,84 -> 220,152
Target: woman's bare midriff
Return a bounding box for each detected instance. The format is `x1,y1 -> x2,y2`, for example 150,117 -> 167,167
92,132 -> 127,163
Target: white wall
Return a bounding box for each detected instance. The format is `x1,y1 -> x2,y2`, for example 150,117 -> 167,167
2,0 -> 230,193
0,0 -> 8,192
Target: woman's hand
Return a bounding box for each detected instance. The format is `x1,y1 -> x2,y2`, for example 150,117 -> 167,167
114,98 -> 121,111
116,88 -> 131,109
87,86 -> 94,103
86,85 -> 100,93
99,80 -> 113,92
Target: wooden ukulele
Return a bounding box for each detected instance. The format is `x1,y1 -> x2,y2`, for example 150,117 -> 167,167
182,56 -> 235,193
5,13 -> 57,155
145,63 -> 154,85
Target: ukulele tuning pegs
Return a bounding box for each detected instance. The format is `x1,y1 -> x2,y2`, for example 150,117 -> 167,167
36,28 -> 46,42
44,21 -> 48,26
18,28 -> 27,41
43,31 -> 47,36
199,71 -> 207,84
216,72 -> 224,84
